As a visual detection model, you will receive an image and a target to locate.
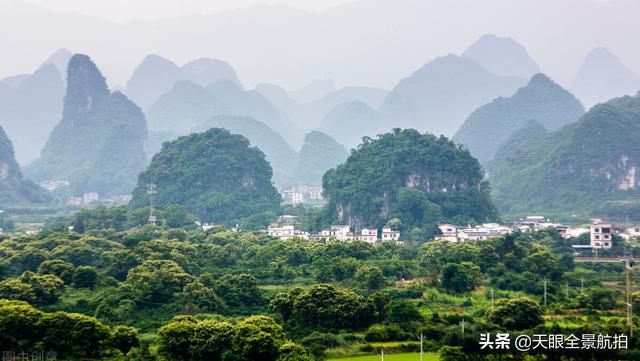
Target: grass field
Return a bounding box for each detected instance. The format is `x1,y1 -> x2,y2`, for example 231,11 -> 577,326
329,352 -> 439,361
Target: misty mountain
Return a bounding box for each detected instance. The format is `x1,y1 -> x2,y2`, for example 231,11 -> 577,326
491,93 -> 640,215
26,54 -> 148,196
289,78 -> 336,103
291,131 -> 349,186
148,79 -> 300,147
378,54 -> 525,136
182,58 -> 242,88
318,101 -> 384,150
42,48 -> 73,77
125,54 -> 242,111
571,47 -> 640,108
194,115 -> 298,186
462,34 -> 540,79
255,83 -> 387,130
454,73 -> 584,165
0,125 -> 50,204
0,61 -> 66,165
3,0 -> 640,91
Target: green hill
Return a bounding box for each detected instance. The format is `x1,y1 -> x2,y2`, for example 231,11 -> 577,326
491,94 -> 640,216
129,128 -> 281,227
485,119 -> 547,176
321,129 -> 498,237
0,125 -> 50,204
194,115 -> 298,185
454,74 -> 584,165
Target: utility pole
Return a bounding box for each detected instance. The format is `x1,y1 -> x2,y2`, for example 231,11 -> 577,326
580,276 -> 584,295
147,183 -> 157,225
491,287 -> 495,311
461,319 -> 465,334
626,259 -> 633,337
543,278 -> 548,307
380,349 -> 384,361
418,332 -> 424,361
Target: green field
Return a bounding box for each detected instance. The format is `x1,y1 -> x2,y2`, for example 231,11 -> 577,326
329,352 -> 439,361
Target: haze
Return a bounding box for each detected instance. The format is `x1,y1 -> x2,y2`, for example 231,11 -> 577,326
1,0 -> 639,90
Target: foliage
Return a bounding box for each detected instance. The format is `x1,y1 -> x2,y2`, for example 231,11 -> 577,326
440,262 -> 482,294
270,284 -> 375,332
454,73 -> 584,165
129,128 -> 281,228
321,129 -> 499,237
0,300 -> 113,358
487,297 -> 544,330
491,94 -> 640,217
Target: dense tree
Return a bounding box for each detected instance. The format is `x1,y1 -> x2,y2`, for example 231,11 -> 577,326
190,320 -> 235,361
129,128 -> 281,228
125,260 -> 192,305
111,325 -> 140,355
72,265 -> 99,288
441,262 -> 482,293
0,271 -> 65,305
271,284 -> 375,332
488,297 -> 544,330
491,94 -> 640,215
354,265 -> 386,290
214,273 -> 263,307
322,129 -> 498,235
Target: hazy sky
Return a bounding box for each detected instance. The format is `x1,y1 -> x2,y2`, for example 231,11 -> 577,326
15,0 -> 356,21
1,0 -> 639,90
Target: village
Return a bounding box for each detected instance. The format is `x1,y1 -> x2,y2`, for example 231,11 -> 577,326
264,214 -> 640,255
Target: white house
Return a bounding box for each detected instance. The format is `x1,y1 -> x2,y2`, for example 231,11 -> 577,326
267,224 -> 309,240
436,224 -> 459,242
590,223 -> 613,249
321,225 -> 353,241
359,227 -> 378,243
381,227 -> 400,241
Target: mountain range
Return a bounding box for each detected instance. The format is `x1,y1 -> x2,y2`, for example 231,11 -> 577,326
255,83 -> 387,130
571,47 -> 640,108
491,93 -> 640,215
462,34 -> 540,79
125,54 -> 243,111
454,74 -> 585,165
0,51 -> 69,165
26,54 -> 148,196
378,54 -> 526,136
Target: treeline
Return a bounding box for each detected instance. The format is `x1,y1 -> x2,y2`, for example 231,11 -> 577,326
1,223 -> 639,359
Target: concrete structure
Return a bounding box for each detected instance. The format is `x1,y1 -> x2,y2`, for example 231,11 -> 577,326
381,227 -> 401,241
590,223 -> 613,249
360,227 -> 378,243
